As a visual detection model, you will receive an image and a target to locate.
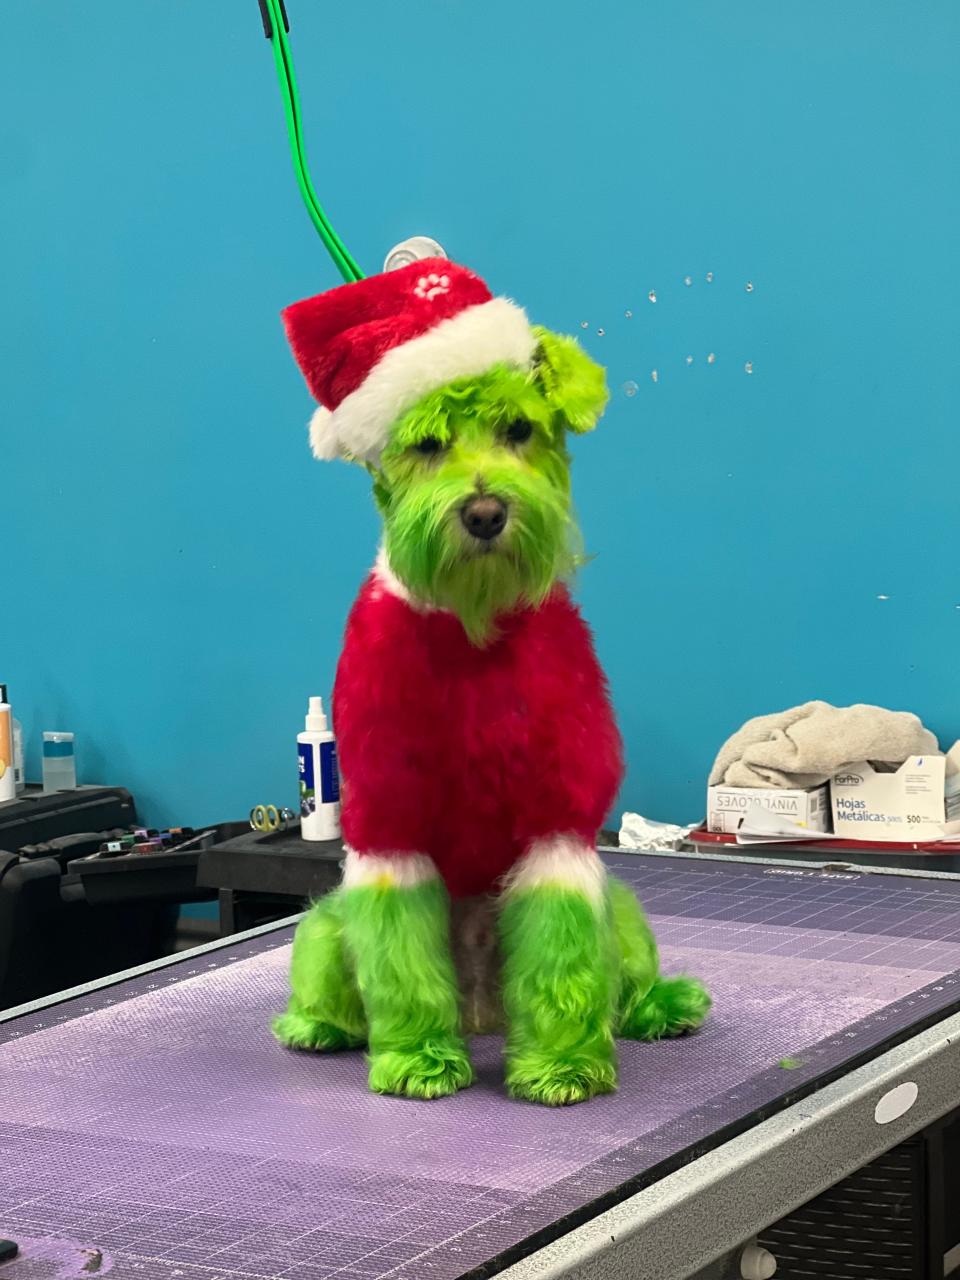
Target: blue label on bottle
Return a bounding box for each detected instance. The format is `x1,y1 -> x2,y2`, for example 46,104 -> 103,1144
319,740 -> 340,803
43,741 -> 74,758
298,742 -> 315,819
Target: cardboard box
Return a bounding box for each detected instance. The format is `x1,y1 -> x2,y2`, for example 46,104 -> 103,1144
706,783 -> 831,835
831,746 -> 960,842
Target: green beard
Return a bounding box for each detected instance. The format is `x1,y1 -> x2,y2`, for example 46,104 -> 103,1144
384,464 -> 581,645
387,523 -> 581,646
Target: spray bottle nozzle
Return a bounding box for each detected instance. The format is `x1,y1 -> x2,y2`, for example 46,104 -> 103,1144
305,697 -> 329,732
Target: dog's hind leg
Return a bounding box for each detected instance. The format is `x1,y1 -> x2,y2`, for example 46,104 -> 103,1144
340,852 -> 474,1100
610,876 -> 711,1040
272,889 -> 367,1051
499,838 -> 618,1106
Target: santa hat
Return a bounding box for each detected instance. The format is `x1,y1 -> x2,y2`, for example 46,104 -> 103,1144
282,259 -> 537,463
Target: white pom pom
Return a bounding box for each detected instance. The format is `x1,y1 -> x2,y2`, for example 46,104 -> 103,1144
308,405 -> 339,460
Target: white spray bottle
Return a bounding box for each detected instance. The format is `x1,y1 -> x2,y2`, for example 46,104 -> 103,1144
297,696 -> 341,841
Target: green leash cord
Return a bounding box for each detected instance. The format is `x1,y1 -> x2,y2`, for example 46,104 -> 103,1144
259,0 -> 365,283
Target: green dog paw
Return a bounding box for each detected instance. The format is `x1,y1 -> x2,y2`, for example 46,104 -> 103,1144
506,1054 -> 617,1106
272,1010 -> 364,1052
368,1042 -> 474,1099
619,975 -> 711,1041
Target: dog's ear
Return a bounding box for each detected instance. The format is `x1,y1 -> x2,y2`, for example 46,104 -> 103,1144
533,327 -> 609,435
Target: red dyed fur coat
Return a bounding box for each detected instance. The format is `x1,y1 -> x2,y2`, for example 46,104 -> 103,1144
334,565 -> 624,898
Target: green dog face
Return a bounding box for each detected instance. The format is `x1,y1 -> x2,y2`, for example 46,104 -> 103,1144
370,328 -> 608,644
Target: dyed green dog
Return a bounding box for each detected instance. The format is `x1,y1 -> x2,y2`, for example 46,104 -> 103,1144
273,261 -> 710,1104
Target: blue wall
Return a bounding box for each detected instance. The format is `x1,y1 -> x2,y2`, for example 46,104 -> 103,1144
3,2 -> 959,828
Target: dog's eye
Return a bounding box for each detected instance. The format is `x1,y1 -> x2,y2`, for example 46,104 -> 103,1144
413,437 -> 444,456
504,420 -> 533,445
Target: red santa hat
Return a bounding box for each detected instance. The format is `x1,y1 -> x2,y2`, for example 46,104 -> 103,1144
282,259 -> 537,463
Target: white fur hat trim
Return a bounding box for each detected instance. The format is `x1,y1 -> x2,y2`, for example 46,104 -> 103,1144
308,297 -> 536,463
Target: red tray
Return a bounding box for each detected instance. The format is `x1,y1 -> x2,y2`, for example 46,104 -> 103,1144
690,824 -> 960,856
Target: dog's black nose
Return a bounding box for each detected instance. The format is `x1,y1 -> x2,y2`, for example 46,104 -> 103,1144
461,495 -> 508,541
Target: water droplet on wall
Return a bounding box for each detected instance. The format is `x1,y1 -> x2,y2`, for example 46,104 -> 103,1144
707,352 -> 716,364
683,276 -> 693,287
648,290 -> 657,303
596,328 -> 605,336
624,309 -> 633,318
745,281 -> 755,293
744,361 -> 754,374
650,369 -> 659,383
623,381 -> 639,398
705,271 -> 714,283
580,320 -> 589,329
685,355 -> 694,365
877,594 -> 890,601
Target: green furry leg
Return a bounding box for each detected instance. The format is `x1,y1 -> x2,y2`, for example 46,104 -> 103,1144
342,876 -> 473,1100
609,876 -> 711,1040
272,889 -> 367,1052
500,884 -> 617,1106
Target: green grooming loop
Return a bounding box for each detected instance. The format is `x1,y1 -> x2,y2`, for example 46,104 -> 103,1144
259,0 -> 365,283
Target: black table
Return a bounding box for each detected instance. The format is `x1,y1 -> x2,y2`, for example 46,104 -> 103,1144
196,824 -> 343,933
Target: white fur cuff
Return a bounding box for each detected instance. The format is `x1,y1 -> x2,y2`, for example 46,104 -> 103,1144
503,835 -> 606,903
341,849 -> 439,889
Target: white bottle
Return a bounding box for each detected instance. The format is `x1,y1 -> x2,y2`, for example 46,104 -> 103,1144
42,731 -> 77,792
297,697 -> 341,841
0,689 -> 15,803
0,685 -> 24,795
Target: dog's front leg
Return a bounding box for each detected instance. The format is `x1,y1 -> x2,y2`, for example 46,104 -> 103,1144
340,850 -> 474,1099
499,836 -> 617,1105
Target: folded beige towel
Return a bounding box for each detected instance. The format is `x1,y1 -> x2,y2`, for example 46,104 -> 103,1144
710,701 -> 938,789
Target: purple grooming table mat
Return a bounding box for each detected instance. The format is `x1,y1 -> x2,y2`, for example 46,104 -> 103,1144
4,854 -> 960,1280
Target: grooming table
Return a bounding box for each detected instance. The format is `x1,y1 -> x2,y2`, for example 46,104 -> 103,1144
3,852 -> 960,1280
